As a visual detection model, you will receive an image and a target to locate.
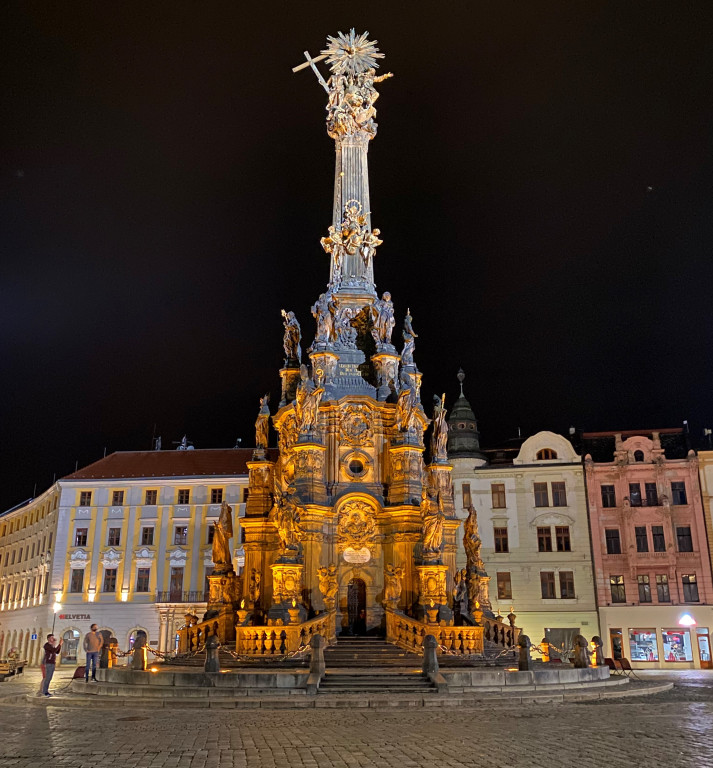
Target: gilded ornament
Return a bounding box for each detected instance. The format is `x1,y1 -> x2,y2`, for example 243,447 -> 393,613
337,500 -> 377,552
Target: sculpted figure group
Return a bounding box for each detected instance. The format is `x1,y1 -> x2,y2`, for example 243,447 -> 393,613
325,67 -> 393,139
320,201 -> 383,287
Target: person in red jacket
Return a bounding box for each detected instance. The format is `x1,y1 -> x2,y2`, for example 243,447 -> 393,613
41,634 -> 62,697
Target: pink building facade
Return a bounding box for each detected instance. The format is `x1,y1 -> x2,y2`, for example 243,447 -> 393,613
584,429 -> 713,669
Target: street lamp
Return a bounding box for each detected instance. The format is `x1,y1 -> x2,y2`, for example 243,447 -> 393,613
51,600 -> 62,634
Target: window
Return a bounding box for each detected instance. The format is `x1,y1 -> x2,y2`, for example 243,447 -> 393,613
74,528 -> 88,547
610,575 -> 626,603
637,575 -> 652,603
634,450 -> 645,462
556,526 -> 571,552
635,526 -> 649,553
210,488 -> 223,504
79,491 -> 92,506
629,483 -> 642,507
537,527 -> 553,552
144,489 -> 158,505
652,525 -> 666,553
107,527 -> 121,547
656,574 -> 670,602
491,483 -> 506,509
534,482 -> 549,507
103,568 -> 117,592
629,629 -> 658,661
559,571 -> 575,599
540,572 -> 556,599
70,568 -> 84,593
112,490 -> 124,506
207,524 -> 215,545
141,527 -> 154,546
494,527 -> 509,553
682,574 -> 699,602
496,572 -> 512,600
645,483 -> 658,506
537,448 -> 558,460
177,489 -> 191,505
605,528 -> 622,555
551,482 -> 567,507
174,526 -> 188,546
136,568 -> 150,593
662,629 -> 693,662
462,483 -> 471,508
677,526 -> 693,553
671,481 -> 687,505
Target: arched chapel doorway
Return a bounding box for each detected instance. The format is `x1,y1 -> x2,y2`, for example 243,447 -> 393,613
347,578 -> 366,635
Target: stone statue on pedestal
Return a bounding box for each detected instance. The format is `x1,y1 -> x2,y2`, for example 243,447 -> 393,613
371,291 -> 395,345
248,568 -> 261,606
254,394 -> 270,450
311,292 -> 337,346
420,485 -> 444,555
294,365 -> 324,434
317,563 -> 339,609
281,309 -> 302,365
453,569 -> 468,616
401,308 -> 417,367
270,491 -> 302,554
463,504 -> 484,571
384,563 -> 404,603
430,394 -> 448,462
212,500 -> 233,573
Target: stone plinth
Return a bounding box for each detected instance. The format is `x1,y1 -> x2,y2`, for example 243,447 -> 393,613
291,442 -> 327,504
245,460 -> 275,517
279,366 -> 301,407
416,563 -> 448,606
269,561 -> 306,624
388,442 -> 425,506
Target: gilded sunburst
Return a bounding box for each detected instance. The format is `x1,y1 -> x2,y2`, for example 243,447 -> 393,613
321,29 -> 385,76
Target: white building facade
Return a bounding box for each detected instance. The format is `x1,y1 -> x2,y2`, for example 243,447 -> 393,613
0,449 -> 253,666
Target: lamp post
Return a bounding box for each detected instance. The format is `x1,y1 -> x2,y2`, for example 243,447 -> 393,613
51,600 -> 62,634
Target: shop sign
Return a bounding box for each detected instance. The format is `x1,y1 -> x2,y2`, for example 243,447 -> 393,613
58,614 -> 91,620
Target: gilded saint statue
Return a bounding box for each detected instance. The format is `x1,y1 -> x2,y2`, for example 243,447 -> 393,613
463,504 -> 484,571
254,394 -> 270,450
430,394 -> 448,462
294,364 -> 325,433
317,563 -> 339,609
212,500 -> 233,573
270,491 -> 302,553
420,485 -> 444,555
384,563 -> 404,603
281,309 -> 302,365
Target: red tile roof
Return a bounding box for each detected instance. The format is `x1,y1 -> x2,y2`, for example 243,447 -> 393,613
63,449 -> 278,481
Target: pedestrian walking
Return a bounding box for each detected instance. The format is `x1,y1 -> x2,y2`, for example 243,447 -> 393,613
83,623 -> 103,682
41,634 -> 62,697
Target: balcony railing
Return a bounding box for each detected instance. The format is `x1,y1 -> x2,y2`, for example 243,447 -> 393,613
155,590 -> 206,603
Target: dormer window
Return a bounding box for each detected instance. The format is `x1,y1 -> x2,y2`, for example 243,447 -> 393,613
634,450 -> 645,462
537,449 -> 557,460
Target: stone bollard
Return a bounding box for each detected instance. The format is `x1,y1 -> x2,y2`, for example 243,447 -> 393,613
591,636 -> 604,667
573,634 -> 589,669
310,633 -> 326,678
517,634 -> 532,671
204,633 -> 220,673
422,634 -> 439,676
131,630 -> 148,671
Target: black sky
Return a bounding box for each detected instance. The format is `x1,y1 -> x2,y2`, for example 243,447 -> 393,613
2,2 -> 713,511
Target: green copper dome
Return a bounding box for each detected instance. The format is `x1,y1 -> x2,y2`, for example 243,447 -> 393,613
447,369 -> 485,459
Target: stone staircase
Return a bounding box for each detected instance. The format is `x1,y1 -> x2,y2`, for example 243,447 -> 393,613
320,636 -> 436,694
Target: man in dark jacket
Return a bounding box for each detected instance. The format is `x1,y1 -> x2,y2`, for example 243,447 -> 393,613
42,634 -> 62,697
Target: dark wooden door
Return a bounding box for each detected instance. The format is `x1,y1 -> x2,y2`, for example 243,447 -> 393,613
347,578 -> 366,634
169,567 -> 184,601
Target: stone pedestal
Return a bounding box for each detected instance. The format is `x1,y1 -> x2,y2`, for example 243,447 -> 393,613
268,561 -> 307,624
388,440 -> 424,506
416,563 -> 448,606
425,462 -> 455,517
309,350 -> 339,398
279,365 -> 301,407
292,441 -> 327,504
245,460 -> 275,518
371,350 -> 400,401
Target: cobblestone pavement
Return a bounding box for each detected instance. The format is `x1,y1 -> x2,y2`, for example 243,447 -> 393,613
1,670 -> 712,767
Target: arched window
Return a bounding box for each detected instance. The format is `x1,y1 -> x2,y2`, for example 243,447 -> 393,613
634,450 -> 645,462
537,449 -> 558,460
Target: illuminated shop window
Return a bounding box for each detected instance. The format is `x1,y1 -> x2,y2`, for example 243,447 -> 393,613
662,629 -> 693,662
628,629 -> 658,662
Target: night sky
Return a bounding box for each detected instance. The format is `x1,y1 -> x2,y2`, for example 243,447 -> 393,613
2,3 -> 713,511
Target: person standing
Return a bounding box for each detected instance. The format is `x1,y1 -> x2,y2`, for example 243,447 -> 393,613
83,624 -> 103,682
41,634 -> 62,697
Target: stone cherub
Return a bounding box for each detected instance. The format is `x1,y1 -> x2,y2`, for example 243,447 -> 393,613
317,563 -> 339,610
254,394 -> 270,450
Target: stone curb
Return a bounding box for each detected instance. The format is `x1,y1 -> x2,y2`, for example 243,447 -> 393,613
3,681 -> 673,709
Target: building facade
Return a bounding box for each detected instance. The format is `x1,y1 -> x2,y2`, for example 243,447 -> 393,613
0,449 -> 253,665
584,430 -> 713,669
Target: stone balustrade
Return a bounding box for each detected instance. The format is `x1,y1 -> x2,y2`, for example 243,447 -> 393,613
235,611 -> 336,657
386,609 -> 518,657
